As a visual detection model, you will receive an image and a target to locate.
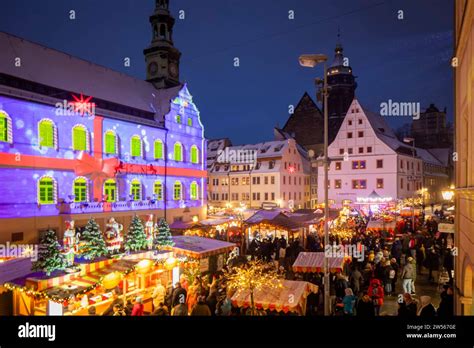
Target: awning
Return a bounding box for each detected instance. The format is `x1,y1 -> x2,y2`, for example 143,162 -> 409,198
171,236 -> 236,259
244,210 -> 304,230
292,252 -> 345,273
231,280 -> 318,315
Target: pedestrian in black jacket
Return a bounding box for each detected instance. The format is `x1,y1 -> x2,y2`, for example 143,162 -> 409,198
398,293 -> 417,317
172,282 -> 187,307
356,293 -> 375,317
437,287 -> 454,317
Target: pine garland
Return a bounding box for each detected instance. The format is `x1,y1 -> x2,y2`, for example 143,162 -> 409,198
124,215 -> 148,252
32,229 -> 67,276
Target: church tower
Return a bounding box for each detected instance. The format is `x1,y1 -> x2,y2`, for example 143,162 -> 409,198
327,36 -> 357,141
144,0 -> 182,89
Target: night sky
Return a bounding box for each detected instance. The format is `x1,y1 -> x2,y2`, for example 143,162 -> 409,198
0,0 -> 453,145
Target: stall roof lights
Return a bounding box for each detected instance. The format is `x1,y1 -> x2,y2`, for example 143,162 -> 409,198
356,197 -> 393,203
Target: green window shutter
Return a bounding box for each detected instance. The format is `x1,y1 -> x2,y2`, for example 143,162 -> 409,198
39,178 -> 54,204
154,182 -> 163,200
104,180 -> 116,202
39,121 -> 54,148
187,118 -> 192,127
174,182 -> 181,200
131,181 -> 141,201
174,143 -> 182,161
73,127 -> 87,151
105,132 -> 116,154
74,178 -> 87,202
191,182 -> 198,200
191,146 -> 198,164
0,116 -> 7,142
131,137 -> 141,157
154,141 -> 163,159
176,115 -> 182,124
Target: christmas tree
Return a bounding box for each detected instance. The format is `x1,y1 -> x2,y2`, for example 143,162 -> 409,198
78,218 -> 109,260
153,218 -> 175,250
32,229 -> 67,276
124,215 -> 148,252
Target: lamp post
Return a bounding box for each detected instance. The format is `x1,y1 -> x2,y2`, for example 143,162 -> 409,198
403,137 -> 416,232
299,53 -> 330,316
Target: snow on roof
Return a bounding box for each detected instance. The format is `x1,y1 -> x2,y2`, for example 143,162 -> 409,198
0,31 -> 181,118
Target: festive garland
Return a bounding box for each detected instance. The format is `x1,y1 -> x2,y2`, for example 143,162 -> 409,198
4,256 -> 199,304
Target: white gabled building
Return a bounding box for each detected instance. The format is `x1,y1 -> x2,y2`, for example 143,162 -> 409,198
317,99 -> 424,209
208,138 -> 311,209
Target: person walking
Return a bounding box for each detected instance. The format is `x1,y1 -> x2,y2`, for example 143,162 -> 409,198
131,297 -> 144,316
349,267 -> 363,295
342,288 -> 357,316
437,286 -> 454,317
417,296 -> 436,317
172,282 -> 187,308
382,260 -> 394,296
356,292 -> 375,317
367,278 -> 384,316
401,257 -> 415,294
190,295 -> 212,316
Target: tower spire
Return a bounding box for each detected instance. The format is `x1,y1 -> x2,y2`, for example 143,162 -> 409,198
144,0 -> 181,89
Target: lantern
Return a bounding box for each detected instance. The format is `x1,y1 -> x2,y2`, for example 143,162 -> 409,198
102,271 -> 122,290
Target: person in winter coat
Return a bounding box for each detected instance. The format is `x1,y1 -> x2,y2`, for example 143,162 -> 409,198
190,296 -> 212,316
171,303 -> 188,316
356,292 -> 375,317
382,261 -> 394,296
151,302 -> 169,316
206,287 -> 218,316
401,257 -> 415,294
172,282 -> 187,308
367,278 -> 384,316
334,273 -> 349,299
151,279 -> 166,310
390,258 -> 399,293
131,297 -> 144,316
391,238 -> 403,263
417,296 -> 436,317
398,293 -> 417,317
342,288 -> 357,316
425,246 -> 439,282
410,257 -> 417,294
349,267 -> 363,295
437,286 -> 454,317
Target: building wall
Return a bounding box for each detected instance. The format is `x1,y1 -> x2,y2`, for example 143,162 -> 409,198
319,101 -> 423,206
0,85 -> 207,244
455,0 -> 474,316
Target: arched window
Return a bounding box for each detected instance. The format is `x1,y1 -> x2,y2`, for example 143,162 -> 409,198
38,119 -> 56,148
131,135 -> 142,157
154,180 -> 163,200
104,179 -> 117,202
159,23 -> 166,39
154,139 -> 164,159
130,179 -> 142,201
187,118 -> 193,127
173,181 -> 182,200
73,177 -> 88,202
0,111 -> 12,143
190,145 -> 199,164
174,142 -> 183,161
72,125 -> 89,151
176,115 -> 182,124
105,130 -> 117,154
38,176 -> 56,205
190,181 -> 199,200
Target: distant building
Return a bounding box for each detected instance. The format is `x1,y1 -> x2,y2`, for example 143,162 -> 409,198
207,138 -> 232,170
207,139 -> 311,209
454,0 -> 474,316
411,103 -> 453,149
318,99 -> 429,209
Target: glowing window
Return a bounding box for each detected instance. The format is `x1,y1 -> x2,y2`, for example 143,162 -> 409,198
130,179 -> 141,201
154,181 -> 163,200
173,181 -> 182,200
38,177 -> 55,204
38,119 -> 55,148
73,177 -> 88,202
104,179 -> 117,202
154,140 -> 164,159
174,142 -> 183,161
131,135 -> 142,157
105,130 -> 117,154
190,181 -> 198,200
190,145 -> 199,164
72,125 -> 88,151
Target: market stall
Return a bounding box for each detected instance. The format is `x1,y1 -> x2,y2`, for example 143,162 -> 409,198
171,236 -> 236,274
231,279 -> 318,315
292,252 -> 346,273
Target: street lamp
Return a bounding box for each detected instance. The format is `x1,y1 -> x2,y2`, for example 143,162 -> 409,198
299,53 -> 331,316
403,137 -> 416,232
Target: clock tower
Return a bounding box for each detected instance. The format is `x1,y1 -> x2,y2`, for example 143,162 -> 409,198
144,0 -> 181,88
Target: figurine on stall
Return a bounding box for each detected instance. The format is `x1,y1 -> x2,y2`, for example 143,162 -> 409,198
144,214 -> 154,250
104,217 -> 124,253
63,220 -> 78,267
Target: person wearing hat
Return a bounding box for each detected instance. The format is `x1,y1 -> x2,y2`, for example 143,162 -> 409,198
131,296 -> 144,316
401,257 -> 415,294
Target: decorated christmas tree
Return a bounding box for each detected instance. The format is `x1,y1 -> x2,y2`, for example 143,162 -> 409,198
32,229 -> 67,276
153,218 -> 175,250
124,215 -> 148,252
78,218 -> 109,260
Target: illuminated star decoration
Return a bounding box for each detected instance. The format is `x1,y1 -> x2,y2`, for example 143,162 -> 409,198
71,93 -> 96,117
288,166 -> 295,174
